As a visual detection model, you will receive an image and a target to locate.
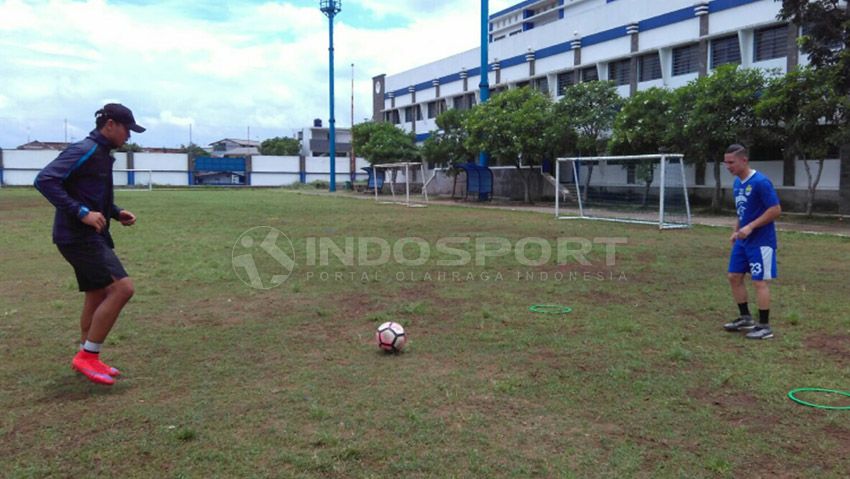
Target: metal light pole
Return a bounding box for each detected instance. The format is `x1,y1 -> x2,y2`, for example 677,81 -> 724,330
350,62 -> 356,184
320,0 -> 342,192
479,0 -> 490,169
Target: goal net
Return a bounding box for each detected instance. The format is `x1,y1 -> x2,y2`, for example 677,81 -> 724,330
555,154 -> 691,229
371,162 -> 430,207
113,169 -> 153,191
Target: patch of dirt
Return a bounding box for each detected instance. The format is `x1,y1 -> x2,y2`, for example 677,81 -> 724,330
688,386 -> 781,433
0,196 -> 46,212
822,423 -> 850,444
803,333 -> 850,365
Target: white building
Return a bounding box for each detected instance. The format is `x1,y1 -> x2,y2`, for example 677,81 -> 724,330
372,0 -> 802,141
299,125 -> 353,158
209,138 -> 260,157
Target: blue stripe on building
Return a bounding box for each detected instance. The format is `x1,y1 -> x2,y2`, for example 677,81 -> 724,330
536,40 -> 572,59
639,6 -> 695,32
582,24 -> 628,48
490,0 -> 541,20
710,0 -> 762,14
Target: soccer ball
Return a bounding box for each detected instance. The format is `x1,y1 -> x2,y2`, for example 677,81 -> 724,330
376,322 -> 407,352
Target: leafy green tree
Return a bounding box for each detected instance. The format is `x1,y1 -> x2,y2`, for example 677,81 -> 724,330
260,136 -> 301,156
352,121 -> 418,165
609,87 -> 676,206
670,65 -> 766,211
463,87 -> 555,203
117,142 -> 142,152
420,109 -> 475,198
554,81 -> 623,201
757,67 -> 840,215
180,143 -> 209,158
779,0 -> 850,213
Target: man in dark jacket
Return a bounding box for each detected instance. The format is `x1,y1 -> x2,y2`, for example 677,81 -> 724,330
35,103 -> 145,385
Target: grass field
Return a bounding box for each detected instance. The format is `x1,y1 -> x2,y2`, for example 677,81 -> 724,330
1,188 -> 849,478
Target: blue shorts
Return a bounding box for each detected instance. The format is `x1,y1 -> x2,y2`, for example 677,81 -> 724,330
728,241 -> 777,281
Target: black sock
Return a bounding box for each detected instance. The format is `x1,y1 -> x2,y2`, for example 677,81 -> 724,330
759,309 -> 769,325
738,303 -> 751,317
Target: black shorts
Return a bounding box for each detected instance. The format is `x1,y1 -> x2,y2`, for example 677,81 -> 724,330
57,240 -> 129,292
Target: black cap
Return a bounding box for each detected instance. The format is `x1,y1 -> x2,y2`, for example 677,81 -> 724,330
96,103 -> 146,133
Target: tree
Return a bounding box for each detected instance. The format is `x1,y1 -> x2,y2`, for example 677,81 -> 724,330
757,67 -> 841,215
117,142 -> 141,152
351,121 -> 418,165
420,109 -> 475,198
672,65 -> 766,211
464,87 -> 555,203
609,87 -> 677,206
260,137 -> 301,156
779,0 -> 850,214
554,81 -> 623,201
180,143 -> 209,158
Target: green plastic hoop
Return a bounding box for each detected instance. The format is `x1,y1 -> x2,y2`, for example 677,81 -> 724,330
529,304 -> 572,314
787,388 -> 850,410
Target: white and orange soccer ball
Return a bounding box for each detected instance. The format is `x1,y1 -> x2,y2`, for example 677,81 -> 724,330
376,322 -> 407,352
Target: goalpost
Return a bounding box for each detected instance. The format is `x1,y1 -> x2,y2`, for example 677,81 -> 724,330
555,154 -> 691,229
371,162 -> 430,207
113,169 -> 153,191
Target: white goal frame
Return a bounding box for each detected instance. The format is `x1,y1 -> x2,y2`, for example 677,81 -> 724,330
113,169 -> 153,191
371,162 -> 430,207
555,154 -> 691,229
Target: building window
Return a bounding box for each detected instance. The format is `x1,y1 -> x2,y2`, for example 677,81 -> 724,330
516,80 -> 530,88
453,95 -> 466,110
405,106 -> 422,122
391,110 -> 400,124
609,58 -> 631,86
638,52 -> 662,81
556,71 -> 575,95
672,44 -> 699,76
754,24 -> 788,61
427,101 -> 438,119
581,66 -> 598,82
711,35 -> 741,68
427,100 -> 446,119
453,94 -> 476,111
534,76 -> 549,95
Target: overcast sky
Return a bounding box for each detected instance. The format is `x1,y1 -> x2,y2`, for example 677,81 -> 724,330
0,0 -> 513,149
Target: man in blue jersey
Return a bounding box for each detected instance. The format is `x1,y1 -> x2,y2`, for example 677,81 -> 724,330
722,144 -> 781,340
35,104 -> 145,385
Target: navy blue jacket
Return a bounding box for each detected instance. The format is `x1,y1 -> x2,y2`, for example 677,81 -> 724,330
35,130 -> 123,247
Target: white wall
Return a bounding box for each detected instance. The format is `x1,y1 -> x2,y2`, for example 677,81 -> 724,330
1,151 -> 372,187
131,153 -> 187,186
2,150 -> 58,185
794,159 -> 840,190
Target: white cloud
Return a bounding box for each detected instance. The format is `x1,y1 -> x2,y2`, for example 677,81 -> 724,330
0,0 -> 516,148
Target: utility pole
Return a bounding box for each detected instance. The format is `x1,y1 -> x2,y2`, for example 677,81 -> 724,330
479,0 -> 490,169
320,0 -> 342,192
350,62 -> 356,183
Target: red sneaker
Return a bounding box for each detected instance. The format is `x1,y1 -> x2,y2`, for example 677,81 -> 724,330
95,358 -> 121,377
71,351 -> 115,385
78,347 -> 120,376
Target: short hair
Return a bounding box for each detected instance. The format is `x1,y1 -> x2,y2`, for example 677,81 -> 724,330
95,109 -> 109,129
725,144 -> 748,158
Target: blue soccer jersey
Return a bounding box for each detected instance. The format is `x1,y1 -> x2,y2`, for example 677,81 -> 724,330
733,170 -> 780,248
